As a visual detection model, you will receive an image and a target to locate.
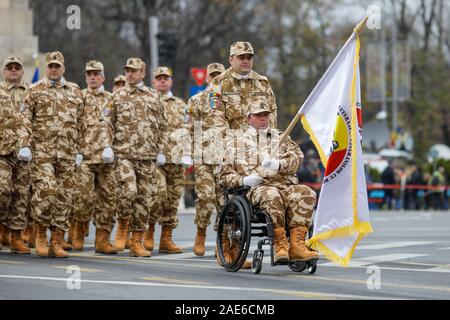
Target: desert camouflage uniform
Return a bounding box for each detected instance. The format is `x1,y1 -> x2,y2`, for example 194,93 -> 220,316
217,128 -> 316,229
149,93 -> 191,229
0,80 -> 31,231
188,89 -> 227,229
208,68 -> 277,131
23,77 -> 83,231
72,87 -> 116,232
109,83 -> 166,232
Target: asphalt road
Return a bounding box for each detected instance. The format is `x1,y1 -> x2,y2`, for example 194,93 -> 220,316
1,209 -> 450,300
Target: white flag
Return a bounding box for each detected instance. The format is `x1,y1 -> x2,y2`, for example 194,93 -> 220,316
300,31 -> 373,267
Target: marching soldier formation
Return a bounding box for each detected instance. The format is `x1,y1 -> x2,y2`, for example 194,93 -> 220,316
0,41 -> 317,267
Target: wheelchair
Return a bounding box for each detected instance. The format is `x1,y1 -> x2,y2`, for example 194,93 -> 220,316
216,185 -> 318,274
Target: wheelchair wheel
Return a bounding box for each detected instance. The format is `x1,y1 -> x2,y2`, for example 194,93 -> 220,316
306,260 -> 318,274
217,195 -> 252,272
252,249 -> 264,274
288,261 -> 307,273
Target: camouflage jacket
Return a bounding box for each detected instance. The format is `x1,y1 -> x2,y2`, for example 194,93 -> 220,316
217,128 -> 302,189
160,93 -> 192,164
23,77 -> 83,160
188,88 -> 228,164
208,68 -> 277,131
108,84 -> 167,160
79,87 -> 113,164
0,81 -> 31,155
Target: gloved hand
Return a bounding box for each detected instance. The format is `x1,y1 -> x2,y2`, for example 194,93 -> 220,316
102,147 -> 114,163
18,147 -> 32,162
75,154 -> 83,167
156,153 -> 166,166
262,157 -> 280,172
242,174 -> 263,187
181,155 -> 193,168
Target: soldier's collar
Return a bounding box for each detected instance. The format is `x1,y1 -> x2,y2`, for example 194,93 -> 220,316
5,80 -> 27,90
87,85 -> 105,95
126,81 -> 146,93
44,77 -> 66,88
230,69 -> 257,80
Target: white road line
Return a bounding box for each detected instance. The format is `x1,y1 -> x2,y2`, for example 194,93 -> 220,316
0,274 -> 398,300
357,241 -> 436,250
320,253 -> 428,267
426,264 -> 450,273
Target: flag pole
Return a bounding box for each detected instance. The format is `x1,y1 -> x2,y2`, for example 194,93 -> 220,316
269,16 -> 369,158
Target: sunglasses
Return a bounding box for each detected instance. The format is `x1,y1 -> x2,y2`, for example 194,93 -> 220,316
6,65 -> 22,71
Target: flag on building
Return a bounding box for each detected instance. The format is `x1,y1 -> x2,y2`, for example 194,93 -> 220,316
300,19 -> 373,267
31,56 -> 40,83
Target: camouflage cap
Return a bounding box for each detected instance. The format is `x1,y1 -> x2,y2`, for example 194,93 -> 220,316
207,63 -> 225,75
230,41 -> 254,57
124,57 -> 146,70
84,60 -> 104,72
113,74 -> 126,84
3,56 -> 23,68
153,66 -> 172,78
45,51 -> 64,66
247,98 -> 271,116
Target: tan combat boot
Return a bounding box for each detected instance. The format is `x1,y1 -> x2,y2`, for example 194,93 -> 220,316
125,232 -> 131,249
35,223 -> 49,257
229,240 -> 251,269
95,229 -> 117,254
61,232 -> 73,251
216,233 -> 231,266
193,226 -> 207,256
159,225 -> 183,254
27,223 -> 36,248
48,227 -> 69,258
289,226 -> 319,261
143,224 -> 155,251
114,218 -> 129,252
273,227 -> 289,264
72,220 -> 86,251
0,224 -> 10,246
10,230 -> 31,254
129,231 -> 151,257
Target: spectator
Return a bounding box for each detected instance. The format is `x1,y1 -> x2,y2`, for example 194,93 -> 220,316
381,162 -> 396,210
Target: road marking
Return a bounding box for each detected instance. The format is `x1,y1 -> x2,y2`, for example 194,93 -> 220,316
51,266 -> 104,273
289,275 -> 450,294
439,247 -> 450,250
427,264 -> 450,273
142,276 -> 210,286
320,253 -> 428,267
0,260 -> 26,265
357,241 -> 436,250
0,274 -> 398,300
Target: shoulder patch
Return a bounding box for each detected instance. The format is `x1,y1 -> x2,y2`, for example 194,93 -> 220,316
209,92 -> 221,110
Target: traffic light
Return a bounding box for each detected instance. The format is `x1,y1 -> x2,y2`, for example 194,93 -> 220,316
158,33 -> 177,67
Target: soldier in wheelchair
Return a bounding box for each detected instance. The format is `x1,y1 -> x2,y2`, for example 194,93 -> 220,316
216,99 -> 318,273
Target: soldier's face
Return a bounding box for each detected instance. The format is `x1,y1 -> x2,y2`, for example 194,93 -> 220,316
3,63 -> 24,83
125,68 -> 145,85
152,75 -> 172,94
46,63 -> 64,81
206,72 -> 221,85
229,54 -> 254,75
248,112 -> 270,130
85,70 -> 105,89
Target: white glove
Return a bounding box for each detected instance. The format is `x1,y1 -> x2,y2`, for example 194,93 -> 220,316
101,147 -> 114,163
156,153 -> 166,166
262,158 -> 280,172
242,174 -> 263,187
75,154 -> 83,167
181,155 -> 193,168
18,147 -> 32,162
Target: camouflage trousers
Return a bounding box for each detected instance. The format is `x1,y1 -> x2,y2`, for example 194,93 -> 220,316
148,164 -> 184,229
0,154 -> 31,231
31,158 -> 75,231
115,159 -> 156,232
194,164 -> 223,229
72,163 -> 117,233
249,184 -> 317,229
